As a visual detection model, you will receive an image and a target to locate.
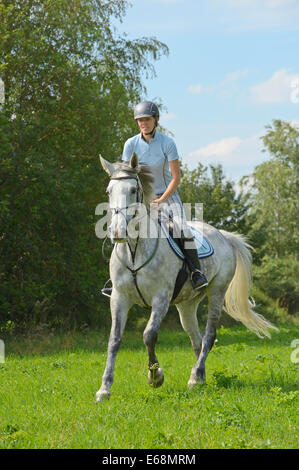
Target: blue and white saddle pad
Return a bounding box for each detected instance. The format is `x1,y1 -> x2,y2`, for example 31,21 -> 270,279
160,222 -> 214,260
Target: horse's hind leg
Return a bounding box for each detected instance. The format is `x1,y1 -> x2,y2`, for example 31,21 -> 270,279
143,295 -> 169,388
188,289 -> 225,388
176,298 -> 202,359
96,295 -> 131,403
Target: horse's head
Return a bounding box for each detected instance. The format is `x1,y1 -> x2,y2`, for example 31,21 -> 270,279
100,153 -> 154,243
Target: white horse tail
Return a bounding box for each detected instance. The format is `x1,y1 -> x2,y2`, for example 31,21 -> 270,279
220,230 -> 279,338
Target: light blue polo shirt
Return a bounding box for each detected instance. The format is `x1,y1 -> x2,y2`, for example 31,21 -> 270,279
122,130 -> 180,194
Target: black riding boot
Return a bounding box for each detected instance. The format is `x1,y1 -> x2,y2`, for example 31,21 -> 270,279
179,236 -> 208,290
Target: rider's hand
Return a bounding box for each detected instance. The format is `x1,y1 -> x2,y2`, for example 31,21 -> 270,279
152,197 -> 165,206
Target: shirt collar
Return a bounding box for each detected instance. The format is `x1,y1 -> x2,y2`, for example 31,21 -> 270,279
140,129 -> 159,142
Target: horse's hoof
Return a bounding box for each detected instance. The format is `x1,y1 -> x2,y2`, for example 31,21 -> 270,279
148,364 -> 164,388
95,390 -> 111,403
188,378 -> 205,389
187,380 -> 198,389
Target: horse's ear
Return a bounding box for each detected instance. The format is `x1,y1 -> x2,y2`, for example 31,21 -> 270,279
129,152 -> 139,169
99,154 -> 115,176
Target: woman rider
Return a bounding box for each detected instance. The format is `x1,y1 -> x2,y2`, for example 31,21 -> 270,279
122,100 -> 208,290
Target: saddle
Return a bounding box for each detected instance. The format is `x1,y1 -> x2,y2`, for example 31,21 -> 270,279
158,220 -> 214,261
157,219 -> 214,304
101,221 -> 214,305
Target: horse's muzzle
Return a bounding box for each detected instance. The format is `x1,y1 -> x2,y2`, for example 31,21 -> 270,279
109,226 -> 128,243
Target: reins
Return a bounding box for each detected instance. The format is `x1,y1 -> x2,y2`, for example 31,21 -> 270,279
108,173 -> 160,309
115,234 -> 159,309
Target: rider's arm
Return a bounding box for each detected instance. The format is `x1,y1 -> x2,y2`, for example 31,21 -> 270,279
153,159 -> 181,203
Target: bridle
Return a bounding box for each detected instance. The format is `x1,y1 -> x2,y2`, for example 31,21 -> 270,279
108,174 -> 143,227
106,172 -> 159,308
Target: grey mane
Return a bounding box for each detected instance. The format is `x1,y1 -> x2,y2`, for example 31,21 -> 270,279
112,161 -> 156,204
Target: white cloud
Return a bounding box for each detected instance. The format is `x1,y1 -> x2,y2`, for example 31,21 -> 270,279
291,78 -> 299,103
185,133 -> 269,181
212,0 -> 299,31
250,69 -> 299,104
187,133 -> 267,166
189,137 -> 242,160
192,68 -> 299,104
188,69 -> 248,98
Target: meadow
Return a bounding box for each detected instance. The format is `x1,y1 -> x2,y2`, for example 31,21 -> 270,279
0,323 -> 298,449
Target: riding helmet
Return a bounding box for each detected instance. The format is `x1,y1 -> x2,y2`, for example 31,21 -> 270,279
133,101 -> 159,120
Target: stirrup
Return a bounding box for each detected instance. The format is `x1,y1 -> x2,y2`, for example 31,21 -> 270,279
101,279 -> 112,298
191,270 -> 208,290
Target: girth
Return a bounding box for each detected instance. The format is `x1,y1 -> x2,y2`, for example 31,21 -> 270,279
114,235 -> 188,308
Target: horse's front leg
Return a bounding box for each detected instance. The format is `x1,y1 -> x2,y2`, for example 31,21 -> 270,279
96,295 -> 130,403
143,295 -> 169,388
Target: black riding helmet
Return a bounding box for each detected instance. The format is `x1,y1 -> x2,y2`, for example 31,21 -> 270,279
134,101 -> 159,120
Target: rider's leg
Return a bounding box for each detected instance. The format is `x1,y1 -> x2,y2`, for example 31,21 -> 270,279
177,234 -> 208,290
161,195 -> 208,290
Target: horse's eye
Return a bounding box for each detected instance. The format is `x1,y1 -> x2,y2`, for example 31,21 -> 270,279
131,188 -> 136,194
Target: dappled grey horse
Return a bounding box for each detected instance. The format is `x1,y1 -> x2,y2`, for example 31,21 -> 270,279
96,153 -> 278,402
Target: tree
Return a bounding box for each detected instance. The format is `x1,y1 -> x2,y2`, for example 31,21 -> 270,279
247,120 -> 299,314
249,120 -> 299,260
262,119 -> 299,171
179,162 -> 249,233
0,0 -> 168,330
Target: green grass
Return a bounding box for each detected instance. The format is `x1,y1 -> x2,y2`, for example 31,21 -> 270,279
0,324 -> 298,449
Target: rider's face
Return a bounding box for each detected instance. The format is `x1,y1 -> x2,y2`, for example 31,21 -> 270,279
137,116 -> 155,135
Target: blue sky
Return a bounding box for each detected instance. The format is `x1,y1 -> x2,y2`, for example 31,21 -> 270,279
116,0 -> 299,182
